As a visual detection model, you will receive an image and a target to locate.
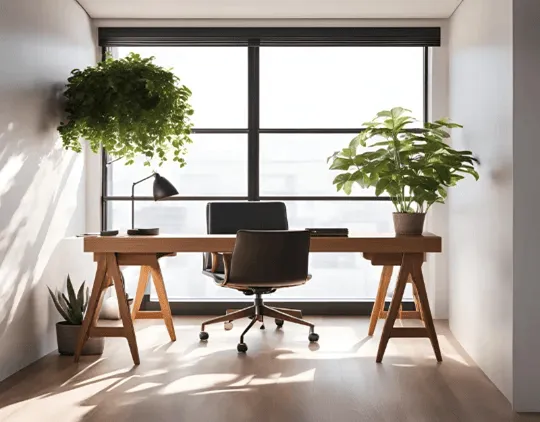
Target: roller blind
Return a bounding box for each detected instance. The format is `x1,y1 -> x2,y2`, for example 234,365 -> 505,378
99,27 -> 441,47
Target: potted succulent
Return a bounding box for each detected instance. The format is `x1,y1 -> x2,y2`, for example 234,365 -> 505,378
58,53 -> 194,166
47,276 -> 104,355
328,107 -> 479,235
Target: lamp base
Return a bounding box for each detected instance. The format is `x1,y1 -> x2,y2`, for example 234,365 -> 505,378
100,230 -> 119,237
127,228 -> 160,236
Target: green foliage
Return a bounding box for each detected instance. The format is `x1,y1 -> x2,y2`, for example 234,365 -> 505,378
328,107 -> 479,213
58,53 -> 194,166
47,275 -> 89,325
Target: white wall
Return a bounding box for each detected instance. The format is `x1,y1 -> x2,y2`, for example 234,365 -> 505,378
0,0 -> 97,381
448,0 -> 514,404
512,0 -> 540,411
425,23 -> 450,319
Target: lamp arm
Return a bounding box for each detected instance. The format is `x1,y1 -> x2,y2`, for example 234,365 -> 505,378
132,173 -> 157,188
106,157 -> 122,165
131,173 -> 156,230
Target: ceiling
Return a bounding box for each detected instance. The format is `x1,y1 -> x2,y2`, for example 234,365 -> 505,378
78,0 -> 463,19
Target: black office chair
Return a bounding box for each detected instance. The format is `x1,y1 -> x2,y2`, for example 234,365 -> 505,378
202,202 -> 305,331
199,230 -> 319,352
202,201 -> 289,276
202,202 -> 306,330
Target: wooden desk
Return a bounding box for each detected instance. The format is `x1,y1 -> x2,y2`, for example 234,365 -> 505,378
77,233 -> 442,365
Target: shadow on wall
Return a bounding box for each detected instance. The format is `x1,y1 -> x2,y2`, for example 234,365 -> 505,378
0,82 -> 90,379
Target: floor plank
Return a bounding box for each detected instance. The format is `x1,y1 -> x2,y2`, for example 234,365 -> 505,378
0,316 -> 537,422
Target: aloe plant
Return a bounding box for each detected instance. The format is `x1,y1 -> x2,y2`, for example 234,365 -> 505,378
47,275 -> 89,325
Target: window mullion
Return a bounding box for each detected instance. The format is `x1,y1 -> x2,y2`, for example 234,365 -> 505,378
247,40 -> 260,201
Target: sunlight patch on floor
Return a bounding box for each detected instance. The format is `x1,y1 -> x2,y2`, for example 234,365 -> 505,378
60,359 -> 106,387
159,373 -> 238,395
2,379 -> 119,422
277,368 -> 316,384
247,374 -> 281,386
191,388 -> 252,396
229,375 -> 255,387
275,351 -> 361,360
73,367 -> 133,388
125,382 -> 163,393
141,369 -> 169,377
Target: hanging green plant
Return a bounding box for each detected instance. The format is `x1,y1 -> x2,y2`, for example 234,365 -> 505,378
58,53 -> 194,166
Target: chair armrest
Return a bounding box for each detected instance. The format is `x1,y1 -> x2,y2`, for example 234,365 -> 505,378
210,252 -> 220,273
210,252 -> 232,274
222,253 -> 232,276
207,252 -> 232,286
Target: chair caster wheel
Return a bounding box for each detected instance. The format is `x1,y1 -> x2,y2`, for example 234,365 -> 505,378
308,332 -> 319,342
199,331 -> 209,341
237,343 -> 248,353
275,319 -> 284,328
224,322 -> 233,331
260,324 -> 265,330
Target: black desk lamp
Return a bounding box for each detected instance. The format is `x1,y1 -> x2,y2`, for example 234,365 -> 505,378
127,173 -> 178,236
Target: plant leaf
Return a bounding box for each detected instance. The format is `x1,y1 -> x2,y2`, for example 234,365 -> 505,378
375,179 -> 390,196
343,180 -> 354,195
66,275 -> 77,307
329,157 -> 352,171
47,287 -> 70,322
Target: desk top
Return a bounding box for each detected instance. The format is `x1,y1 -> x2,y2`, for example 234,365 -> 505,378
83,232 -> 441,254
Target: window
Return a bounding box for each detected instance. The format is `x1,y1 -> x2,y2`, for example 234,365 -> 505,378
103,33 -> 428,302
260,47 -> 423,129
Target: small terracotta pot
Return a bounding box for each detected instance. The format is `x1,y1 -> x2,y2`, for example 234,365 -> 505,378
56,322 -> 104,356
392,213 -> 426,235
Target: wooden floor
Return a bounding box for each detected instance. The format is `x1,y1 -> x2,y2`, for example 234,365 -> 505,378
0,316 -> 538,422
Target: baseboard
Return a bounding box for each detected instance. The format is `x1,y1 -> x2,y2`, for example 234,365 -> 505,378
141,295 -> 416,316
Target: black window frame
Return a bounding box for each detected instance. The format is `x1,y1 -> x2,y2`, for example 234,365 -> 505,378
100,33 -> 431,230
99,28 -> 433,313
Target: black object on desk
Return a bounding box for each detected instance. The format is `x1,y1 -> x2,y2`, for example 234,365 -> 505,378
101,230 -> 119,237
306,228 -> 349,237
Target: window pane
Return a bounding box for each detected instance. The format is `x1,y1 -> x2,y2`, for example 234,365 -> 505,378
109,201 -> 247,300
117,46 -> 247,128
273,201 -> 412,300
260,133 -> 383,196
108,200 -> 410,301
260,47 -> 424,128
109,134 -> 247,196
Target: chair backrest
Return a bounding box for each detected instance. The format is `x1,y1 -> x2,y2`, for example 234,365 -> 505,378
206,202 -> 288,234
227,230 -> 310,288
204,202 -> 288,272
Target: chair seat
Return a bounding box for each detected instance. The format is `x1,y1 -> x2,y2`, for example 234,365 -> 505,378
204,270 -> 312,286
202,270 -> 275,294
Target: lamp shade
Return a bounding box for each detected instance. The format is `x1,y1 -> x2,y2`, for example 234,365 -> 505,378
153,173 -> 178,200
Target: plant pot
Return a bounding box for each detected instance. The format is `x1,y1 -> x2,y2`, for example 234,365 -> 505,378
56,322 -> 104,356
392,213 -> 426,235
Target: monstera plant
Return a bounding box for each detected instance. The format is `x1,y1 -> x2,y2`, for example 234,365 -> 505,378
58,53 -> 194,166
328,107 -> 479,234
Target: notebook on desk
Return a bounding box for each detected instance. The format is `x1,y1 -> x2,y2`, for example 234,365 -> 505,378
305,228 -> 349,237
